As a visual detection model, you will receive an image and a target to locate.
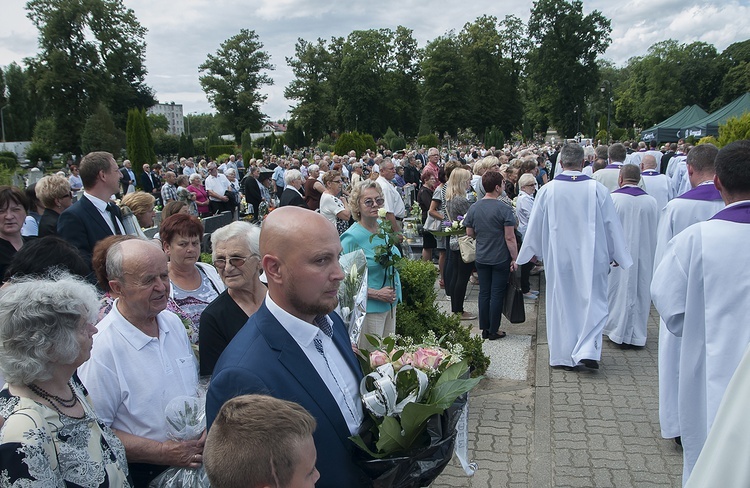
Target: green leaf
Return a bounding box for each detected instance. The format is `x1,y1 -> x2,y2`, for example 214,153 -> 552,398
427,377 -> 482,408
375,416 -> 409,454
434,360 -> 470,386
399,402 -> 444,445
366,334 -> 381,349
391,349 -> 404,362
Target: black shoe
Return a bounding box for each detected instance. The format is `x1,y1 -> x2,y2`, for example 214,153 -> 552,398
488,331 -> 507,340
481,330 -> 489,339
580,359 -> 599,370
674,436 -> 682,446
552,365 -> 576,371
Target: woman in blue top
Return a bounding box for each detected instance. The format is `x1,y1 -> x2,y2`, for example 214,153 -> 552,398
341,180 -> 402,348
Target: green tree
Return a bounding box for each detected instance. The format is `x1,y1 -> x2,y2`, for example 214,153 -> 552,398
2,62 -> 36,141
147,113 -> 169,132
420,34 -> 468,138
153,129 -> 179,156
25,0 -> 154,152
382,26 -> 421,137
126,108 -> 152,167
184,113 -> 217,139
27,117 -> 57,164
285,38 -> 335,142
81,104 -> 120,154
718,113 -> 750,147
526,0 -> 611,138
199,29 -> 274,141
715,40 -> 750,109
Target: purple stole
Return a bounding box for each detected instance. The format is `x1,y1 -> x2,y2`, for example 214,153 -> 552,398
677,183 -> 722,202
605,163 -> 622,169
710,201 -> 750,223
641,170 -> 660,177
613,186 -> 648,197
555,173 -> 591,182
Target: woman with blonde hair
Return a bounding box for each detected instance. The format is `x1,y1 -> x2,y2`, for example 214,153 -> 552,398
35,175 -> 73,237
444,167 -> 476,321
120,191 -> 156,236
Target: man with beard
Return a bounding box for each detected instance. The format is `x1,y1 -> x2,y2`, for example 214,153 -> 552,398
207,207 -> 367,488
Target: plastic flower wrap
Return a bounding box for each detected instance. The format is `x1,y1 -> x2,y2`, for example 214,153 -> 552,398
337,249 -> 369,345
350,332 -> 482,487
428,215 -> 466,237
149,383 -> 209,488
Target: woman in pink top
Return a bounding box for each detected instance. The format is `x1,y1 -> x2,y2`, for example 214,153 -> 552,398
188,173 -> 211,217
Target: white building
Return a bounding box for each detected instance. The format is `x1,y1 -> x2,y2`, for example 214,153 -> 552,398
147,102 -> 184,135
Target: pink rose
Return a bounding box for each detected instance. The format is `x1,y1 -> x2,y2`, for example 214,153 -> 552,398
393,352 -> 413,370
369,350 -> 390,368
412,347 -> 444,370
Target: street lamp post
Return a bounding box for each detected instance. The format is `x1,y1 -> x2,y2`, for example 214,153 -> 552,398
600,80 -> 612,143
0,105 -> 8,143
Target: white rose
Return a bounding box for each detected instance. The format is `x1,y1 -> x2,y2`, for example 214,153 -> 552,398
377,208 -> 388,218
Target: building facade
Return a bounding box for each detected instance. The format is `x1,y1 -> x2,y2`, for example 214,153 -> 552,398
147,102 -> 185,135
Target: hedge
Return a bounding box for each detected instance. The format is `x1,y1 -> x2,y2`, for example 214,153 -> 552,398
208,145 -> 236,160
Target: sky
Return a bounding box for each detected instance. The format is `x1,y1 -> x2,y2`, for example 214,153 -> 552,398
1,0 -> 749,122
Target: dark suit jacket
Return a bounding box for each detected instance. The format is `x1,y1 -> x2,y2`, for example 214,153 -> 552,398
140,171 -> 155,194
38,208 -> 60,237
120,167 -> 134,194
278,187 -> 306,207
207,303 -> 368,488
57,196 -> 120,267
241,176 -> 263,215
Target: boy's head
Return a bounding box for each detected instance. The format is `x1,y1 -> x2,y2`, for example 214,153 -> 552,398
204,395 -> 319,488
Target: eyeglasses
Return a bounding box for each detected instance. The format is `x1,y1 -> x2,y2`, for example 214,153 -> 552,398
214,255 -> 257,269
363,197 -> 385,208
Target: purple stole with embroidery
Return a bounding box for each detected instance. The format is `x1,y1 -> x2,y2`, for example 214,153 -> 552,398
605,163 -> 622,169
641,170 -> 660,177
555,173 -> 591,182
710,201 -> 750,223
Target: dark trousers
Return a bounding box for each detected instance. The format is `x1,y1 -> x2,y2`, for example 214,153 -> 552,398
446,249 -> 474,313
520,261 -> 534,294
476,261 -> 511,334
128,462 -> 168,487
209,200 -> 227,215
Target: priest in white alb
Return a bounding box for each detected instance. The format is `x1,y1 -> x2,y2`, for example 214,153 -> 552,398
518,143 -> 632,370
604,165 -> 658,348
593,143 -> 645,192
652,139 -> 750,485
653,143 -> 723,446
639,154 -> 671,214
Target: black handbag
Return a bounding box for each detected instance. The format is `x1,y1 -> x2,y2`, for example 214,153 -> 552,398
503,271 -> 526,324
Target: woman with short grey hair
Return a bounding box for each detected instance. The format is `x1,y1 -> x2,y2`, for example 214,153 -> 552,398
0,272 -> 130,486
279,169 -> 306,207
199,221 -> 265,376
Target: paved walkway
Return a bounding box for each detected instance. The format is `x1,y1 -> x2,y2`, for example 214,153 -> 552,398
432,273 -> 683,487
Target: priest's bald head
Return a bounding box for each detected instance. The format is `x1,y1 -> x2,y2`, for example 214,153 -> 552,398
715,140 -> 750,205
559,144 -> 584,170
640,154 -> 658,171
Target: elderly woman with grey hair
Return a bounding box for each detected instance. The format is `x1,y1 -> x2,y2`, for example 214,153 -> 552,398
199,221 -> 264,376
187,173 -> 210,217
278,169 -> 306,207
0,273 -> 130,486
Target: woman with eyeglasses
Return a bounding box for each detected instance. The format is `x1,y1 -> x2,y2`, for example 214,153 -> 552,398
320,170 -> 351,235
160,213 -> 225,348
199,221 -> 264,377
35,175 -> 73,238
341,181 -> 402,348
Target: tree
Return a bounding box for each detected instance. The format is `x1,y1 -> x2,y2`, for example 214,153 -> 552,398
382,26 -> 421,137
715,40 -> 750,109
2,62 -> 36,141
526,0 -> 611,138
420,34 -> 468,138
81,104 -> 120,155
147,113 -> 169,132
153,129 -> 179,156
285,38 -> 335,142
199,29 -> 274,141
25,0 -> 154,152
27,117 -> 57,164
126,108 -> 152,167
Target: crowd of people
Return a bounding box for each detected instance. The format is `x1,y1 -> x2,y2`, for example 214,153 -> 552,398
0,136 -> 748,487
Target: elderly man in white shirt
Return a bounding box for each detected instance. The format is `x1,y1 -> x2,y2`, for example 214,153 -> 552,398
205,162 -> 231,215
375,158 -> 406,231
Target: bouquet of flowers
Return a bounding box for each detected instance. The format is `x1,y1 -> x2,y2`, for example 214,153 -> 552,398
351,332 -> 482,487
428,215 -> 466,237
337,249 -> 369,345
149,388 -> 209,488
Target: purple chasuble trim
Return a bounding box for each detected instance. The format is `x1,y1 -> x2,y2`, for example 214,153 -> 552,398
605,164 -> 622,169
613,186 -> 648,197
555,173 -> 591,182
641,170 -> 660,176
677,183 -> 722,202
710,202 -> 750,223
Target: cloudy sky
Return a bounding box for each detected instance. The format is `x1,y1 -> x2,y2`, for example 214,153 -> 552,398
1,0 -> 748,121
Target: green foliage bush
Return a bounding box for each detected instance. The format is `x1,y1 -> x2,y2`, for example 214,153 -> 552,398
208,145 -> 236,160
595,129 -> 608,143
697,136 -> 720,146
417,134 -> 439,148
361,133 -> 376,151
0,152 -> 18,170
153,130 -> 179,156
215,154 -> 231,165
389,136 -> 407,152
318,142 -> 332,153
26,141 -> 53,164
611,128 -> 627,142
718,113 -> 750,147
334,132 -> 364,155
395,259 -> 489,377
484,126 -> 505,148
